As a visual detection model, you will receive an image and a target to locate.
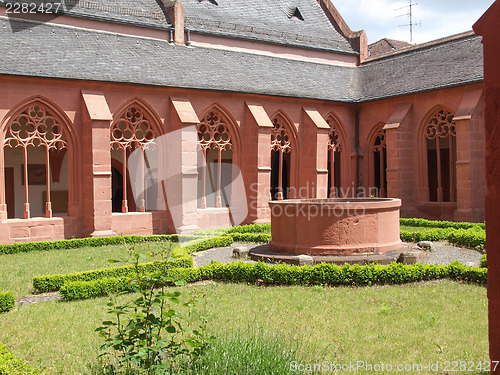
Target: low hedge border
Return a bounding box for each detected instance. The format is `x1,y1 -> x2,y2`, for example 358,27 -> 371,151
0,344 -> 40,375
0,292 -> 15,313
399,218 -> 485,230
59,261 -> 487,301
400,226 -> 485,251
0,234 -> 209,256
33,256 -> 193,293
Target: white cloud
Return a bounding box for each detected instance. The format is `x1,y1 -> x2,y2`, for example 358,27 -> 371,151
332,0 -> 494,44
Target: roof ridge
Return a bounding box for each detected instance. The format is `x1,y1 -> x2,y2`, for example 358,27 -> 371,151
364,30 -> 477,63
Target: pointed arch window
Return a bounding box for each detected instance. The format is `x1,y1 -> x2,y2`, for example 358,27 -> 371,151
111,105 -> 157,213
370,129 -> 387,198
424,109 -> 457,202
327,119 -> 342,198
271,116 -> 292,201
3,104 -> 68,219
197,111 -> 233,208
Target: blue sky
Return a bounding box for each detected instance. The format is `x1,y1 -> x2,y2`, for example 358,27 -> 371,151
332,0 -> 495,44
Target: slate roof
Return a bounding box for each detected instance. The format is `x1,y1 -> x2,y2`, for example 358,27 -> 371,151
368,38 -> 411,58
0,0 -> 172,29
0,11 -> 484,103
359,32 -> 483,101
0,17 -> 357,102
182,0 -> 357,54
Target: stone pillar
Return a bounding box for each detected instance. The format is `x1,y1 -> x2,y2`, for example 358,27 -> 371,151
81,91 -> 115,237
303,108 -> 329,198
0,146 -> 7,221
474,2 -> 500,370
245,103 -> 273,223
384,126 -> 398,198
454,89 -> 484,222
383,104 -> 412,203
167,98 -> 200,233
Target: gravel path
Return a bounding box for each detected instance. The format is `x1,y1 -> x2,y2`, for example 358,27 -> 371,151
193,241 -> 484,267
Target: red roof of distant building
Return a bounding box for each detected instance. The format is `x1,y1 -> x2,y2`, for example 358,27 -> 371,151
368,38 -> 412,57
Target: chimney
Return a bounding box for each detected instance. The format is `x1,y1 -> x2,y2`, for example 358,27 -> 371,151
162,0 -> 185,45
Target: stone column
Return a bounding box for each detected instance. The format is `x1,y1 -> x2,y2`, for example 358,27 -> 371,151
245,103 -> 273,223
81,91 -> 115,237
383,104 -> 412,206
454,89 -> 484,222
303,108 -> 329,198
166,98 -> 200,233
0,147 -> 6,221
474,2 -> 500,370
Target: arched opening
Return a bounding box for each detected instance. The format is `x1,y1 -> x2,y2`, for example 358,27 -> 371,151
271,151 -> 290,200
370,128 -> 387,198
327,119 -> 342,197
424,108 -> 457,202
110,102 -> 160,213
270,114 -> 293,201
3,102 -> 70,219
197,109 -> 235,208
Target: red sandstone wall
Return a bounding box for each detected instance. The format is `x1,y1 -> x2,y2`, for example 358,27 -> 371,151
0,73 -> 486,242
358,83 -> 485,221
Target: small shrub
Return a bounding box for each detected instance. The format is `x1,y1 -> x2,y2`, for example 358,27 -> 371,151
0,343 -> 40,374
95,250 -> 211,374
481,254 -> 487,268
0,292 -> 15,313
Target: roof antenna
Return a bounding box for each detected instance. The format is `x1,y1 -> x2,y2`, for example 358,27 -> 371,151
396,0 -> 421,43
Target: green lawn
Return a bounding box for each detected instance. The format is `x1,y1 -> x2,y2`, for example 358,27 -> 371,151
0,280 -> 487,374
0,242 -> 171,297
400,225 -> 435,233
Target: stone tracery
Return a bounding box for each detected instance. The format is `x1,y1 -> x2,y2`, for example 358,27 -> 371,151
110,105 -> 158,213
197,110 -> 234,208
3,104 -> 68,219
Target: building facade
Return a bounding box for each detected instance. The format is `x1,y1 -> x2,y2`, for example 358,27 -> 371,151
0,0 -> 486,243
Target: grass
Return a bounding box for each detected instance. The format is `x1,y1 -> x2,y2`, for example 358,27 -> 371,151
0,280 -> 488,374
400,225 -> 435,233
0,242 -> 173,297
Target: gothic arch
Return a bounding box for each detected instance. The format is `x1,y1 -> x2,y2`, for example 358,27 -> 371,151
113,97 -> 165,138
0,95 -> 80,218
325,112 -> 351,196
196,103 -> 242,208
366,122 -> 387,198
198,103 -> 242,167
270,110 -> 299,200
111,98 -> 163,213
417,105 -> 457,203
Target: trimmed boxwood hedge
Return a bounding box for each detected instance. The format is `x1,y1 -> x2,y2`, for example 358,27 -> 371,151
481,254 -> 487,268
33,256 -> 193,293
400,226 -> 486,251
60,278 -> 132,301
0,344 -> 40,374
0,234 -> 207,256
174,261 -> 487,286
0,292 -> 15,313
399,218 -> 485,230
59,261 -> 487,301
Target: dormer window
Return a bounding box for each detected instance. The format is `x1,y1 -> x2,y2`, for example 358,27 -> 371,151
198,0 -> 218,5
284,3 -> 304,21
